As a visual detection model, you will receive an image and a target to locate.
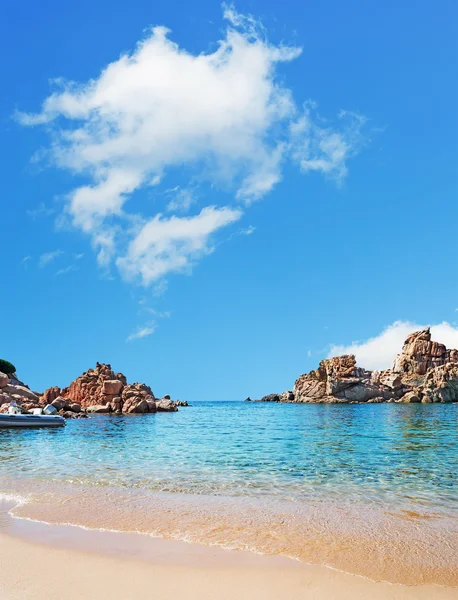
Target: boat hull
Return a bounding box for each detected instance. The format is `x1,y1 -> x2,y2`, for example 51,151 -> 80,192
0,414 -> 66,428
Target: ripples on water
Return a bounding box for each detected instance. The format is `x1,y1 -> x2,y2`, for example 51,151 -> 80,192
1,402 -> 457,508
1,402 -> 457,584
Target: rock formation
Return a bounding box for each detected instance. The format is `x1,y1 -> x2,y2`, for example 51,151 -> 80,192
1,362 -> 183,417
392,328 -> 458,377
0,372 -> 87,418
257,328 -> 458,404
0,371 -> 43,412
42,362 -> 181,414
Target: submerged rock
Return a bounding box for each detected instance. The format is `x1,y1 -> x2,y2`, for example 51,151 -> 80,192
60,410 -> 88,419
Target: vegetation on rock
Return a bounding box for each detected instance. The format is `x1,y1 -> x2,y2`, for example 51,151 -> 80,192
0,359 -> 16,374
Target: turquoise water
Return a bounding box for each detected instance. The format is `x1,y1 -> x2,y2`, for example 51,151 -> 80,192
1,401 -> 457,511
1,402 -> 458,584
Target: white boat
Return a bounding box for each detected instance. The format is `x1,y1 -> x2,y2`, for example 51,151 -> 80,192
0,412 -> 66,428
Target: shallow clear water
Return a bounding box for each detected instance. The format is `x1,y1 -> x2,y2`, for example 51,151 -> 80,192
1,402 -> 458,584
1,401 -> 457,510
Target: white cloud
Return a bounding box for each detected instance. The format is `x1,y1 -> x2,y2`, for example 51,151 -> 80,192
17,10 -> 300,228
131,301 -> 171,339
126,324 -> 157,342
166,188 -> 195,213
91,228 -> 117,268
328,320 -> 458,371
56,264 -> 78,276
151,280 -> 168,297
39,249 -> 63,267
291,107 -> 367,184
240,225 -> 255,235
17,6 -> 368,288
117,206 -> 242,284
139,303 -> 171,319
427,322 -> 458,351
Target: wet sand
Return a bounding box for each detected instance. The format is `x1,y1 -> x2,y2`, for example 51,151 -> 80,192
0,514 -> 457,600
3,478 -> 458,587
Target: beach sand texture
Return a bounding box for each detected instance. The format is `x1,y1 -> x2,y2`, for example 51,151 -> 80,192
0,517 -> 457,600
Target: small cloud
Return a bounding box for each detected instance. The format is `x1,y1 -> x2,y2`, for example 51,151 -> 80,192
39,250 -> 63,268
142,306 -> 171,319
126,324 -> 156,342
21,256 -> 31,265
56,264 -> 78,276
290,105 -> 368,185
152,280 -> 168,297
166,188 -> 195,213
73,253 -> 84,260
240,225 -> 256,235
26,202 -> 55,219
307,350 -> 312,357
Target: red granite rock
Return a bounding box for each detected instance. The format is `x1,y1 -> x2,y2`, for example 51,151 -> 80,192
392,328 -> 458,376
273,329 -> 458,404
54,362 -> 179,414
41,386 -> 61,405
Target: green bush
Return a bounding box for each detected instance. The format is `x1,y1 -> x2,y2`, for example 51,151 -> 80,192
0,359 -> 16,374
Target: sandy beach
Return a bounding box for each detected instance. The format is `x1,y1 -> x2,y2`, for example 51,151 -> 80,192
0,515 -> 457,600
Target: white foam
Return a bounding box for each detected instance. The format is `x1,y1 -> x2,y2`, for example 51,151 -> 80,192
0,491 -> 29,508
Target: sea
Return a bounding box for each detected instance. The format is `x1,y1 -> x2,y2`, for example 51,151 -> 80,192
1,401 -> 457,585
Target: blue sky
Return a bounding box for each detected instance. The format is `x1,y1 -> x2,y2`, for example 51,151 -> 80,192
2,0 -> 457,400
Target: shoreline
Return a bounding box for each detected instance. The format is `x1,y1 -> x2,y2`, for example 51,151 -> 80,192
2,475 -> 458,588
1,508 -> 457,600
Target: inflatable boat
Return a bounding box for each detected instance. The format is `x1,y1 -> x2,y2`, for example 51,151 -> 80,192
0,413 -> 65,428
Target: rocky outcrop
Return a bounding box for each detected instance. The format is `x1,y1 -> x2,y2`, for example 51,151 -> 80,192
86,404 -> 111,414
121,382 -> 156,414
155,398 -> 177,412
41,386 -> 61,405
421,363 -> 458,403
258,328 -> 458,404
0,362 -> 182,418
2,383 -> 40,402
41,362 -> 181,415
0,372 -> 9,389
393,329 -> 458,376
54,363 -> 125,409
292,355 -> 399,403
0,372 -> 42,408
258,393 -> 281,403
